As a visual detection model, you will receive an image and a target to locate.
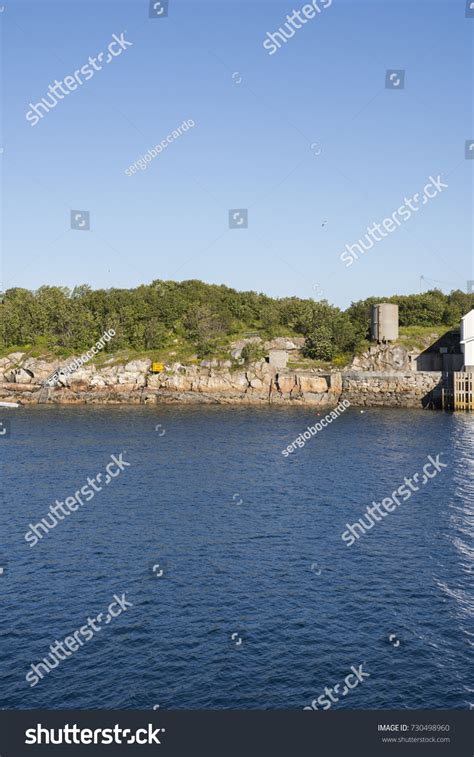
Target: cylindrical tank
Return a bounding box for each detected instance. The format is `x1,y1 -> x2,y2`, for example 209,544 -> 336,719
371,303 -> 399,342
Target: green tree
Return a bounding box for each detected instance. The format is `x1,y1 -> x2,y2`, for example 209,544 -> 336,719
144,319 -> 168,350
303,324 -> 334,360
241,342 -> 266,365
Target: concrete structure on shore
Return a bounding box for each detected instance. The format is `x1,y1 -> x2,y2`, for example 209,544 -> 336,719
268,350 -> 288,369
371,303 -> 399,343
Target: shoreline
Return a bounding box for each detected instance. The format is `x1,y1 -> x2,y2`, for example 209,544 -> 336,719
0,359 -> 445,410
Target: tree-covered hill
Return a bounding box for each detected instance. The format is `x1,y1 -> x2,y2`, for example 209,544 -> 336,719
1,280 -> 472,361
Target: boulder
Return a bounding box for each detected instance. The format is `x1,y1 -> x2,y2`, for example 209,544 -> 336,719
124,359 -> 151,373
6,352 -> 25,365
147,374 -> 164,389
264,337 -> 304,351
328,372 -> 342,392
351,344 -> 410,371
298,376 -> 328,393
22,357 -> 57,374
68,368 -> 95,383
164,375 -> 193,392
7,368 -> 34,384
200,359 -> 219,368
253,360 -> 274,380
118,372 -> 146,386
276,376 -> 297,394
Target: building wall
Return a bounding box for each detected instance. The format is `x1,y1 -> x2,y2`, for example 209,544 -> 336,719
461,310 -> 474,369
463,340 -> 474,369
268,350 -> 288,369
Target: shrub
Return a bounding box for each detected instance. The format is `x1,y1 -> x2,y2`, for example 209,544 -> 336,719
241,342 -> 266,365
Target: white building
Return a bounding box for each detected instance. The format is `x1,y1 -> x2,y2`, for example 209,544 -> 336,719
460,309 -> 474,371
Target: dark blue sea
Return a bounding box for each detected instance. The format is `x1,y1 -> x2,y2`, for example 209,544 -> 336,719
0,405 -> 472,709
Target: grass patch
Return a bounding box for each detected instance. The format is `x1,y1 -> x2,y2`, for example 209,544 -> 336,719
396,325 -> 452,351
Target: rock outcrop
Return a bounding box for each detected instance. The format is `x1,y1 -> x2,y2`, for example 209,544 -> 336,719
0,353 -> 339,406
0,353 -> 445,409
351,344 -> 414,372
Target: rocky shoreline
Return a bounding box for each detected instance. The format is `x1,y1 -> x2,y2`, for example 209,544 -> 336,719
0,353 -> 444,409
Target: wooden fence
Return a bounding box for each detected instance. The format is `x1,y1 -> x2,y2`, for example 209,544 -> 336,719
453,372 -> 474,411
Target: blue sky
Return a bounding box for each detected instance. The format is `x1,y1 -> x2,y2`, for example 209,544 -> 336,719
1,0 -> 473,308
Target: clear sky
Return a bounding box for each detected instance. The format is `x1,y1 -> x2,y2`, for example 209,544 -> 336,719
1,0 -> 473,308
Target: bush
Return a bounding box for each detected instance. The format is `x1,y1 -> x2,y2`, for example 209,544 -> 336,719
2,281 -> 472,359
241,342 -> 266,365
303,325 -> 334,360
